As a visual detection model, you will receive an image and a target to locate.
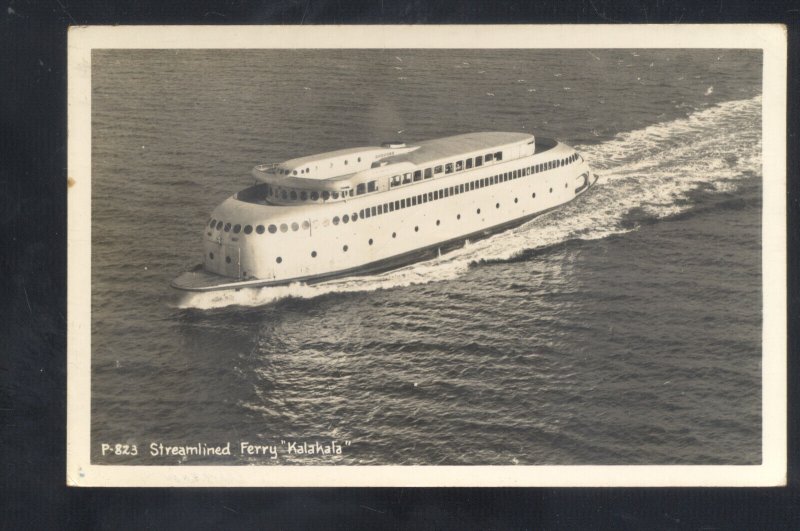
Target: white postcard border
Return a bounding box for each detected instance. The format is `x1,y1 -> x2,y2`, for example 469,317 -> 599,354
67,24 -> 787,487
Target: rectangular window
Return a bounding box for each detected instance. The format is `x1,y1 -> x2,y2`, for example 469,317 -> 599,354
412,196 -> 417,206
365,209 -> 371,219
434,191 -> 439,200
470,181 -> 475,190
424,168 -> 433,179
513,170 -> 518,179
378,204 -> 383,215
459,184 -> 465,193
367,181 -> 377,192
445,163 -> 453,174
389,202 -> 395,212
356,183 -> 366,195
485,153 -> 494,162
428,192 -> 433,201
475,156 -> 483,167
434,165 -> 443,174
456,160 -> 463,171
401,199 -> 406,208
423,194 -> 428,203
444,188 -> 449,198
371,206 -> 377,216
466,158 -> 473,169
403,173 -> 413,184
391,175 -> 401,187
360,209 -> 365,218
494,151 -> 503,161
413,170 -> 422,182
494,175 -> 499,184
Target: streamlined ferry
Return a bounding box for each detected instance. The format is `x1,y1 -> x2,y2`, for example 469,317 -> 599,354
171,132 -> 597,292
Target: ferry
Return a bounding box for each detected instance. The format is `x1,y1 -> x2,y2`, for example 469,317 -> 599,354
171,132 -> 598,292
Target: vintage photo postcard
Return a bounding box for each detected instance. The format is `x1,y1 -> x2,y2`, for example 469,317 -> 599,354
67,25 -> 786,487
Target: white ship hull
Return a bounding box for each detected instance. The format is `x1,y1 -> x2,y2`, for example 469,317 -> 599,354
172,134 -> 596,292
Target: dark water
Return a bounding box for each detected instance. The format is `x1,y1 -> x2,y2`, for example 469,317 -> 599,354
91,49 -> 762,465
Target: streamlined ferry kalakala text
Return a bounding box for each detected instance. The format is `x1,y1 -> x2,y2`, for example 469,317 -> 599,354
171,132 -> 597,292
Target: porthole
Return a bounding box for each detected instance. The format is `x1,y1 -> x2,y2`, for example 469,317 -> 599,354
565,182 -> 568,188
209,252 -> 214,260
322,191 -> 330,200
256,225 -> 265,234
224,223 -> 231,232
343,245 -> 349,252
311,251 -> 317,258
532,192 -> 536,198
302,220 -> 310,230
332,192 -> 339,199
436,220 -> 440,226
496,203 -> 500,209
352,213 -> 358,222
276,257 -> 282,264
311,192 -> 319,201
300,191 -> 307,201
550,188 -> 553,193
415,226 -> 419,232
343,214 -> 350,224
233,224 -> 241,233
368,238 -> 373,245
357,157 -> 361,162
226,256 -> 231,264
268,224 -> 277,234
392,232 -> 397,238
216,221 -> 223,230
514,198 -> 518,203
209,219 -> 216,227
333,216 -> 340,225
244,225 -> 253,234
280,223 -> 288,233
477,208 -> 481,214
291,222 -> 299,231
457,214 -> 461,220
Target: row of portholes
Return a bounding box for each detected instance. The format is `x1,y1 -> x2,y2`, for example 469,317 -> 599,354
280,194 -> 557,263
208,218 -> 312,235
209,181 -> 563,238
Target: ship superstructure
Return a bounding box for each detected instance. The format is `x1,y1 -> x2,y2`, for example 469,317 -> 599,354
172,132 -> 596,291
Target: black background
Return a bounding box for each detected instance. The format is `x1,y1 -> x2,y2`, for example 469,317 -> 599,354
1,1 -> 798,529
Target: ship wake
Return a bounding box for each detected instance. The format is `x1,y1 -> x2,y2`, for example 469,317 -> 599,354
178,95 -> 762,310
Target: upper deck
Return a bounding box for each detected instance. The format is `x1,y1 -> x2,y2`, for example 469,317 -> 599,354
246,132 -> 555,206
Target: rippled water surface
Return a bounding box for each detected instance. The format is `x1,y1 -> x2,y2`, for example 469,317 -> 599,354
91,49 -> 762,465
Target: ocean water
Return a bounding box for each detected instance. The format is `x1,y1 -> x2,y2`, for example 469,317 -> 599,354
90,49 -> 762,465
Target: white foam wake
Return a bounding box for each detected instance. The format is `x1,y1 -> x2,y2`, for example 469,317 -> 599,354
178,96 -> 762,310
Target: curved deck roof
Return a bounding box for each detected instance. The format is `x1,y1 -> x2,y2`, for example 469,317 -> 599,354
384,132 -> 533,166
